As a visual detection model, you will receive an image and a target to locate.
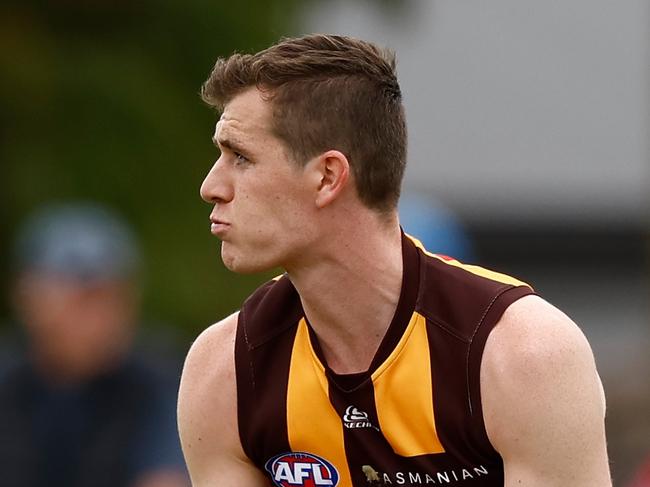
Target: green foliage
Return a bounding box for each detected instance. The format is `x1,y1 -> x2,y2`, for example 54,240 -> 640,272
0,0 -> 303,339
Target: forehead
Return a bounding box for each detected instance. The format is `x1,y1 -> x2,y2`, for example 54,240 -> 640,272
214,87 -> 273,142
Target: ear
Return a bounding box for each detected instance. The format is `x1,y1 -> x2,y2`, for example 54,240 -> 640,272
311,150 -> 350,209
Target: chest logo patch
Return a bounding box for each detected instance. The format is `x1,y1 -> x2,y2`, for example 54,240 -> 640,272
265,452 -> 340,487
343,405 -> 379,431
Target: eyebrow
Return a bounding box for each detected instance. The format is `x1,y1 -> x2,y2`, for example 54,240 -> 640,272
212,135 -> 248,155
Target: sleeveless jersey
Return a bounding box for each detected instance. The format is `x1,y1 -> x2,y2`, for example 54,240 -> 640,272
235,233 -> 534,487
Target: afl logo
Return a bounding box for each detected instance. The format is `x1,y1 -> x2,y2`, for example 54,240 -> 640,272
265,452 -> 340,487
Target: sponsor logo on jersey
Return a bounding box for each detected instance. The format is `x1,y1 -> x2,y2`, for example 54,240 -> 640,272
265,452 -> 339,487
358,464 -> 490,484
343,405 -> 379,430
362,465 -> 381,482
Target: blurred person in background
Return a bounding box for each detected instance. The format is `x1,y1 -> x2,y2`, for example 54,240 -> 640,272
0,203 -> 189,487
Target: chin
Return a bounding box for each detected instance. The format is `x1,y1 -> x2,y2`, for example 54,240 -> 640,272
223,260 -> 265,274
221,246 -> 277,275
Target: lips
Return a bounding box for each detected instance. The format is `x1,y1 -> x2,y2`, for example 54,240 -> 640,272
209,214 -> 230,237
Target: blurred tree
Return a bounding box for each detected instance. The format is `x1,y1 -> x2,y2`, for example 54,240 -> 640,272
0,0 -> 303,339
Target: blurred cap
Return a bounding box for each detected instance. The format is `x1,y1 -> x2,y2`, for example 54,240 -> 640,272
13,203 -> 140,281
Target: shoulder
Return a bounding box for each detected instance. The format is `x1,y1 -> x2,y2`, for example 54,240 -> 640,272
413,241 -> 533,339
178,272 -> 298,420
179,313 -> 239,425
178,314 -> 270,486
481,294 -> 605,427
481,294 -> 600,397
480,295 -> 610,484
177,313 -> 241,467
416,247 -> 530,300
181,313 -> 239,379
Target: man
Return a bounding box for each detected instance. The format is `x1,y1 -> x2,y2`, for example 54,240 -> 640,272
178,34 -> 610,486
2,203 -> 189,487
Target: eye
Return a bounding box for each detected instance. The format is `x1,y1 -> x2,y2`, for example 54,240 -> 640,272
233,152 -> 249,165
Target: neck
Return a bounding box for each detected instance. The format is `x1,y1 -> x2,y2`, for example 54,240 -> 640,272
286,211 -> 403,374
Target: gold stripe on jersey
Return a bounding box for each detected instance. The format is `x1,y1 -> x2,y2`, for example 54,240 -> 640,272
407,235 -> 531,289
287,319 -> 353,486
372,311 -> 445,456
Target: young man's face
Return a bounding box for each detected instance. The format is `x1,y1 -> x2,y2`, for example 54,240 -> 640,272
200,88 -> 319,273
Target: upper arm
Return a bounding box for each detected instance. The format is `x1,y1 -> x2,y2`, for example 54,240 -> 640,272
481,295 -> 611,487
177,313 -> 269,487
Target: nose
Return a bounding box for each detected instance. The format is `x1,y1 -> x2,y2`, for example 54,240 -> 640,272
200,157 -> 233,204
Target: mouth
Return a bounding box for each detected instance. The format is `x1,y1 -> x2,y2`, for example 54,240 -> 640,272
210,217 -> 230,237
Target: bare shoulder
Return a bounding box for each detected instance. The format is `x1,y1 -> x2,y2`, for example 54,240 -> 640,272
181,312 -> 239,394
177,314 -> 239,469
481,295 -> 610,486
482,294 -> 599,384
178,313 -> 268,486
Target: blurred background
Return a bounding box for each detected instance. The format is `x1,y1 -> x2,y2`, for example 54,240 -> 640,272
0,0 -> 647,485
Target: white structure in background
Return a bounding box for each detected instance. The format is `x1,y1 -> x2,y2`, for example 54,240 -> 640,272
301,0 -> 649,226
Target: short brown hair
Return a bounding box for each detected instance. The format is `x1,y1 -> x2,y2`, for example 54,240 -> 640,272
201,34 -> 407,212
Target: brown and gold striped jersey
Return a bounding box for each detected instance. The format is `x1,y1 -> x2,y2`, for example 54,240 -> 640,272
235,233 -> 534,487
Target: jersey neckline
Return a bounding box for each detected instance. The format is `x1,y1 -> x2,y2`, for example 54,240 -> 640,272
304,230 -> 421,391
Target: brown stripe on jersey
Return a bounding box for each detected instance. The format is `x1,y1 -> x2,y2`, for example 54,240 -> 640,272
286,320 -> 353,486
235,278 -> 302,467
408,234 -> 531,289
466,285 -> 535,451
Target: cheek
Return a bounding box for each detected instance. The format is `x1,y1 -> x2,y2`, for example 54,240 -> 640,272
238,173 -> 315,238
266,196 -> 309,235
